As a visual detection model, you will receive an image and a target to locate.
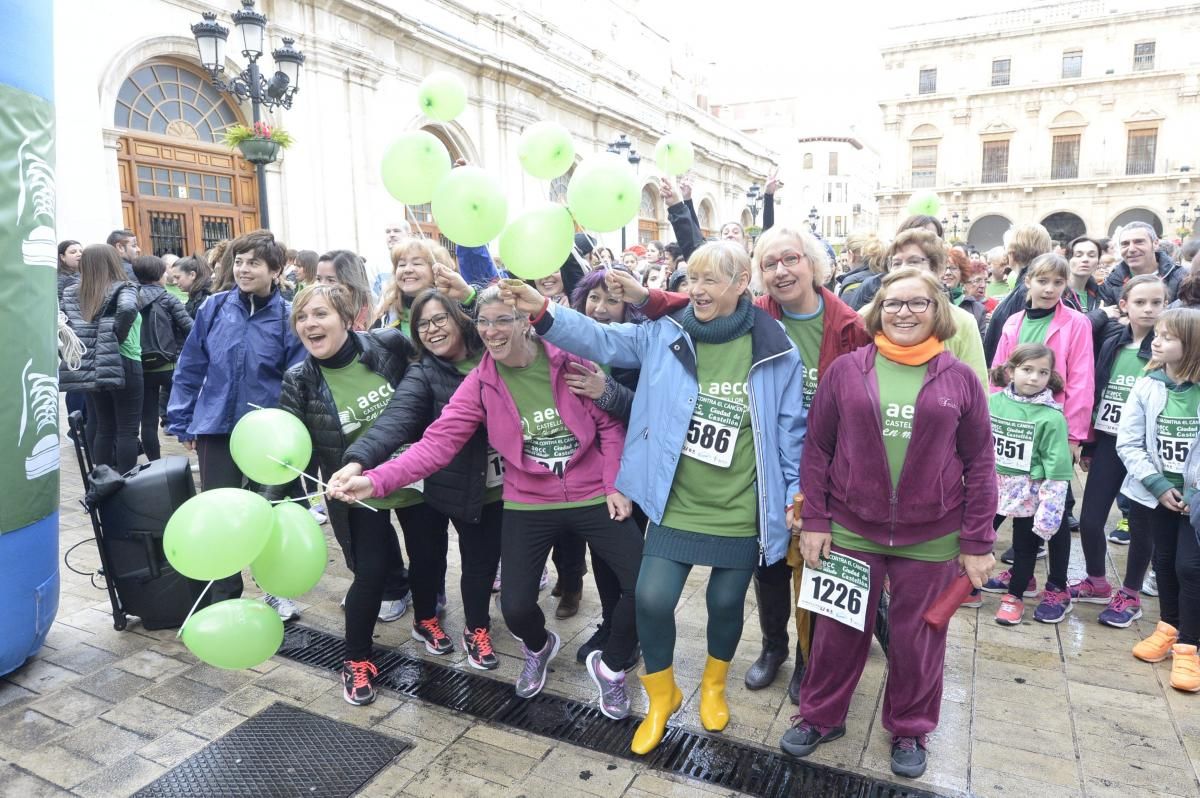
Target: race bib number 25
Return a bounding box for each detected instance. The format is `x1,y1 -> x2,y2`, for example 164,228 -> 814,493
797,552 -> 871,631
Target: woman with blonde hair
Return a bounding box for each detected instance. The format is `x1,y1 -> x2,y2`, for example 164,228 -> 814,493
375,237 -> 451,334
984,222 -> 1054,363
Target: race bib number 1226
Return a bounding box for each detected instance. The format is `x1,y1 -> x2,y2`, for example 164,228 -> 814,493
797,552 -> 871,631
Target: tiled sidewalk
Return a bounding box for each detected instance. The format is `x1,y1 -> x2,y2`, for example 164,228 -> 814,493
1,429 -> 1198,797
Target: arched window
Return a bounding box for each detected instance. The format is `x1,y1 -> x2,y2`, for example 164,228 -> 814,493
114,62 -> 241,142
638,186 -> 661,245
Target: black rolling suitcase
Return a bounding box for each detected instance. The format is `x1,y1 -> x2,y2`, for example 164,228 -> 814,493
68,411 -> 211,630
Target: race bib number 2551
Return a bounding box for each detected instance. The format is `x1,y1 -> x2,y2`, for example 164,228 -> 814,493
797,551 -> 871,631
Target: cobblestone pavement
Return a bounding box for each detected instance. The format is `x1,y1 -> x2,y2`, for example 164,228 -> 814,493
1,428 -> 1198,797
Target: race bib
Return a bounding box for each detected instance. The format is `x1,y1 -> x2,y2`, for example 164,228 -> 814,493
525,434 -> 577,478
797,551 -> 870,631
1093,394 -> 1124,435
388,443 -> 423,492
991,417 -> 1034,472
485,447 -> 505,488
1156,416 -> 1198,475
682,393 -> 744,468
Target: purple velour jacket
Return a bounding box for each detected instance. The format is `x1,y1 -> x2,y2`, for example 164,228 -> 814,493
799,345 -> 999,555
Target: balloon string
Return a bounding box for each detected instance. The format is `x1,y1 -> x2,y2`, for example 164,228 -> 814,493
176,579 -> 215,639
265,455 -> 377,512
404,204 -> 429,239
269,492 -> 325,505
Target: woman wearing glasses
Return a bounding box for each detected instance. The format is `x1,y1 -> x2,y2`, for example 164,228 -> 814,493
782,268 -> 996,779
329,286 -> 642,719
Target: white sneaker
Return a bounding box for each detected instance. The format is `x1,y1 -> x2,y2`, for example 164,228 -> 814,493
1142,571 -> 1159,597
309,506 -> 328,525
538,566 -> 550,592
265,594 -> 300,622
492,565 -> 502,594
378,593 -> 410,623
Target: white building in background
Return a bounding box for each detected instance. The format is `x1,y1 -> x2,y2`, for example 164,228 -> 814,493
710,97 -> 880,248
54,0 -> 774,272
874,0 -> 1200,249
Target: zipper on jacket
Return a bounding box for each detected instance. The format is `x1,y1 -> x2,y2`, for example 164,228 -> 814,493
747,347 -> 790,565
888,490 -> 898,547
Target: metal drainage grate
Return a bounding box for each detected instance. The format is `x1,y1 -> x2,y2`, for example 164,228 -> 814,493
277,624 -> 944,798
134,702 -> 410,798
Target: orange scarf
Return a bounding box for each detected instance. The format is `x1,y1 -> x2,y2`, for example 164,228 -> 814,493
873,332 -> 944,366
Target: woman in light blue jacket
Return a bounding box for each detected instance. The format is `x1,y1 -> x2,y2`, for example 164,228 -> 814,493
501,241 -> 805,755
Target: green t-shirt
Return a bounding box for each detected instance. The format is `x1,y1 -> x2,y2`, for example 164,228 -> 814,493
832,354 -> 957,561
1157,385 -> 1200,489
1017,311 -> 1055,345
452,353 -> 503,503
1071,288 -> 1090,312
988,390 -> 1074,480
165,284 -> 188,302
660,335 -> 757,537
1093,343 -> 1142,436
321,359 -> 423,509
986,276 -> 1013,299
496,343 -> 603,511
781,303 -> 823,410
119,313 -> 142,361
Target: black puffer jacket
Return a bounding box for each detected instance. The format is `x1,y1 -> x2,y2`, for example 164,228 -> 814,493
59,280 -> 139,392
268,329 -> 416,532
343,350 -> 494,525
185,280 -> 213,319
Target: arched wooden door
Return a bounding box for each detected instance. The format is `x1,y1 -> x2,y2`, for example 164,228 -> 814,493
113,60 -> 260,257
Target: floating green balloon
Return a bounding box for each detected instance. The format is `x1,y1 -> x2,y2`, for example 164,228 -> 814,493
230,409 -> 313,486
906,190 -> 941,217
381,131 -> 452,205
417,72 -> 467,122
181,599 -> 284,670
430,166 -> 508,246
164,489 -> 274,581
499,204 -> 576,280
654,134 -> 694,176
518,121 -> 575,180
250,502 -> 328,599
567,156 -> 640,233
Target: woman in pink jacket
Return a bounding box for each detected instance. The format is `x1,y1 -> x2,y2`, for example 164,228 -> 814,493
989,252 -> 1094,614
330,285 -> 643,720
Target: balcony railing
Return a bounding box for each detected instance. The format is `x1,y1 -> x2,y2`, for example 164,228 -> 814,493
884,162 -> 1168,191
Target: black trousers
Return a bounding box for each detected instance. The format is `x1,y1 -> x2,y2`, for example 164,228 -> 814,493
500,503 -> 642,672
328,510 -> 410,604
454,501 -> 504,631
140,368 -> 173,461
550,529 -> 587,593
396,503 -> 450,622
1138,503 -> 1200,645
85,357 -> 143,474
1006,512 -> 1070,594
590,504 -> 649,627
344,505 -> 406,660
1078,433 -> 1126,578
196,434 -> 248,602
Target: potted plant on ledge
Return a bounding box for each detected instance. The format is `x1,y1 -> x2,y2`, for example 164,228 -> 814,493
223,121 -> 294,165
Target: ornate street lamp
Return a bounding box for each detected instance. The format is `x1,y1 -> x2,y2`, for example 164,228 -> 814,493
607,134 -> 642,251
807,205 -> 820,234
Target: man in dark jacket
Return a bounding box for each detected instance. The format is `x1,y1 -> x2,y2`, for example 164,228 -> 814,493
1097,221 -> 1183,305
106,229 -> 139,280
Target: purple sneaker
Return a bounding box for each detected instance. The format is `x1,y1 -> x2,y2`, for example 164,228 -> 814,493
1098,588 -> 1142,628
1033,584 -> 1073,624
585,649 -> 630,720
1068,575 -> 1114,604
981,569 -> 1038,597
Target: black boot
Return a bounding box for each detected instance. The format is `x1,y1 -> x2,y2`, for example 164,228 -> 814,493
788,642 -> 804,705
744,577 -> 790,690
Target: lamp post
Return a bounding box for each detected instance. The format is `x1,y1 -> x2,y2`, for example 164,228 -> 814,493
189,0 -> 305,230
1167,199 -> 1194,237
807,205 -> 820,234
606,134 -> 641,250
941,210 -> 970,241
745,184 -> 762,231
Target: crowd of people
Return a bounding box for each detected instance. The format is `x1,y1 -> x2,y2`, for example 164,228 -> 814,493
55,185 -> 1200,779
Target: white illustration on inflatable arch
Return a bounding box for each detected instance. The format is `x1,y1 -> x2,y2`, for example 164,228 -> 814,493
19,358 -> 59,480
17,134 -> 56,269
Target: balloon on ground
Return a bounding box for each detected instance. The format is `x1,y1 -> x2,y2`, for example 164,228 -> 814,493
499,204 -> 577,280
906,190 -> 941,217
654,134 -> 694,176
381,131 -> 452,205
164,488 -> 274,581
518,121 -> 575,180
230,408 -> 313,486
251,502 -> 328,599
431,166 -> 508,246
181,598 -> 285,669
417,72 -> 467,122
567,156 -> 640,233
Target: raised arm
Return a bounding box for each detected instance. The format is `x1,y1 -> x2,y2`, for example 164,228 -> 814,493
502,280 -> 649,369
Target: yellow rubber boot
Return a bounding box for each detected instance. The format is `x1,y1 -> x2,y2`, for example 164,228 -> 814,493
632,666 -> 683,755
699,655 -> 731,732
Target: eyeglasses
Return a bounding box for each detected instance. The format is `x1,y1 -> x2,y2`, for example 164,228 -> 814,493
474,315 -> 518,330
760,252 -> 805,272
416,312 -> 451,333
890,257 -> 930,269
881,298 -> 933,314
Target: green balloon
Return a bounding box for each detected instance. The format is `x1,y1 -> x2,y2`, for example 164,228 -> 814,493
230,409 -> 313,486
250,502 -> 328,599
567,156 -> 640,233
430,166 -> 508,247
906,190 -> 942,217
418,72 -> 467,123
654,134 -> 694,176
181,599 -> 284,670
164,489 -> 274,581
518,121 -> 575,180
381,131 -> 452,205
499,204 -> 576,280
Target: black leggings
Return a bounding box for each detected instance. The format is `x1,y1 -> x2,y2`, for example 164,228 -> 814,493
140,368 -> 173,461
396,503 -> 451,622
1078,433 -> 1126,578
196,434 -> 247,602
1139,503 -> 1200,644
551,529 -> 587,594
85,357 -> 143,474
590,505 -> 649,626
1123,500 -> 1160,593
454,502 -> 504,631
1006,513 -> 1070,595
344,506 -> 406,660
